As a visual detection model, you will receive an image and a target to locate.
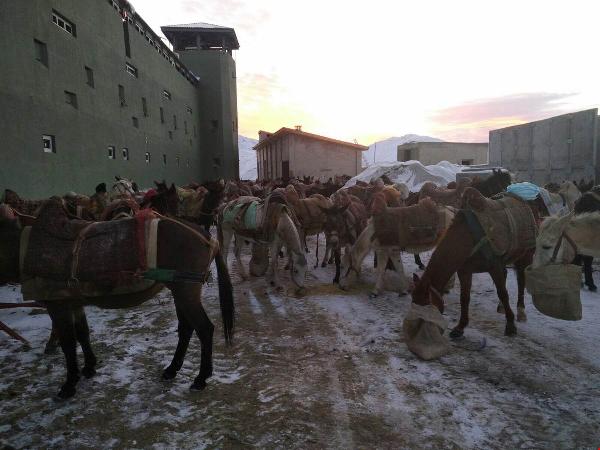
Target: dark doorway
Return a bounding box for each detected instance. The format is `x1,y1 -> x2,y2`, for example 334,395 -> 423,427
282,160 -> 290,181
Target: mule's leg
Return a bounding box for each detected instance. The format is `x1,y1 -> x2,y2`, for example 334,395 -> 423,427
233,237 -> 249,280
172,285 -> 214,391
450,269 -> 472,338
489,265 -> 516,336
496,266 -> 509,314
44,326 -> 60,354
370,248 -> 388,297
414,253 -> 425,270
333,248 -> 341,284
267,236 -> 284,289
162,304 -> 193,380
394,251 -> 409,295
583,255 -> 597,291
73,306 -> 97,378
45,304 -> 80,399
514,262 -> 527,322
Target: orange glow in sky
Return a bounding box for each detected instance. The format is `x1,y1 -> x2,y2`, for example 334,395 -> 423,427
139,0 -> 599,144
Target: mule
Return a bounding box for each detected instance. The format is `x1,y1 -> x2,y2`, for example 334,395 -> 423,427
411,188 -> 540,338
0,201 -> 234,399
217,195 -> 307,292
340,195 -> 454,296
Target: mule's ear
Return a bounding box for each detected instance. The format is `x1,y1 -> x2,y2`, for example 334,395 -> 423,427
413,273 -> 420,283
115,175 -> 121,181
169,183 -> 176,193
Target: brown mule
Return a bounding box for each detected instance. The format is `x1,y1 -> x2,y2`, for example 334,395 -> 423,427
0,200 -> 234,399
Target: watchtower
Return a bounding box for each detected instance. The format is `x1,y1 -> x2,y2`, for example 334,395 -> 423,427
162,23 -> 240,180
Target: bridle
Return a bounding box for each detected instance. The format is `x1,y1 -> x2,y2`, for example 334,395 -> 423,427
549,231 -> 578,263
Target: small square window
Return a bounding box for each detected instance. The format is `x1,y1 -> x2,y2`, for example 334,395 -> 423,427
126,63 -> 138,78
145,152 -> 151,163
85,66 -> 94,87
163,90 -> 171,100
52,11 -> 76,36
42,135 -> 56,153
34,39 -> 48,67
64,91 -> 78,109
108,146 -> 115,159
132,117 -> 139,128
162,154 -> 167,165
122,148 -> 129,160
186,106 -> 192,114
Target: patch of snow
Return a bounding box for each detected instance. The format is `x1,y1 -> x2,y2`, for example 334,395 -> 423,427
345,160 -> 468,191
239,135 -> 258,180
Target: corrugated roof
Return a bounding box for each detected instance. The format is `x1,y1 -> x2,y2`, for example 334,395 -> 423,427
161,22 -> 239,49
162,22 -> 232,30
253,128 -> 368,151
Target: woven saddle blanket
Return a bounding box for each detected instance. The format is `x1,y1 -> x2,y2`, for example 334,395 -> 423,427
373,199 -> 446,248
21,200 -> 159,300
464,190 -> 537,260
222,194 -> 289,243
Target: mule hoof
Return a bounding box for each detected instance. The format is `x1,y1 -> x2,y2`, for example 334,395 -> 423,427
418,264 -> 425,270
517,308 -> 527,323
587,284 -> 597,292
190,379 -> 207,391
44,344 -> 59,355
368,292 -> 378,299
321,262 -> 327,268
449,328 -> 464,339
82,366 -> 96,379
504,323 -> 517,336
496,303 -> 505,314
162,367 -> 178,380
56,384 -> 76,400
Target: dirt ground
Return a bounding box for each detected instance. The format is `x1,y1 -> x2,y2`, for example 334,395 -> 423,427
1,236 -> 600,449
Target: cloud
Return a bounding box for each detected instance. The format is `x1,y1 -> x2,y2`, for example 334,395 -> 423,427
429,92 -> 577,141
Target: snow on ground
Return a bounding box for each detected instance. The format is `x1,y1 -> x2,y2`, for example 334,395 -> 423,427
1,236 -> 600,449
239,135 -> 258,180
362,135 -> 443,167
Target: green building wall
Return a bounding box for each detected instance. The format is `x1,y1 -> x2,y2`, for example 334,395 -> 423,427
0,0 -> 238,198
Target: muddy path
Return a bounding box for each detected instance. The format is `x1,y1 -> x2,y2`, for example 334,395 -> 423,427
1,237 -> 600,449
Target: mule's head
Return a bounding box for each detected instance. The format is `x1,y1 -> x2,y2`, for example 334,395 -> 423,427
291,250 -> 307,291
559,180 -> 582,206
411,273 -> 444,313
532,214 -> 575,268
320,204 -> 349,249
149,184 -> 179,216
112,177 -> 136,198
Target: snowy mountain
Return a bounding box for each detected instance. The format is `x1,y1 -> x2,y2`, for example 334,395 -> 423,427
362,134 -> 443,167
238,135 -> 258,180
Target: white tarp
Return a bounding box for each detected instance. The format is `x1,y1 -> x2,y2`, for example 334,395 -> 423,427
344,160 -> 468,192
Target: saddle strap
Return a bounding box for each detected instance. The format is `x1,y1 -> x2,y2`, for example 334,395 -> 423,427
70,223 -> 98,284
146,219 -> 160,269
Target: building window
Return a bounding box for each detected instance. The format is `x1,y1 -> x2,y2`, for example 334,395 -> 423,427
34,39 -> 48,67
122,148 -> 129,160
64,91 -> 78,109
132,117 -> 139,128
184,120 -> 188,134
123,20 -> 131,58
159,107 -> 165,123
42,135 -> 56,153
173,115 -> 177,129
211,119 -> 218,131
142,97 -> 148,117
162,154 -> 167,165
85,66 -> 94,87
186,106 -> 192,114
126,63 -> 138,78
461,159 -> 474,166
119,85 -> 126,106
213,157 -> 221,167
168,131 -> 173,140
145,152 -> 151,163
52,11 -> 76,36
163,90 -> 171,100
108,146 -> 115,159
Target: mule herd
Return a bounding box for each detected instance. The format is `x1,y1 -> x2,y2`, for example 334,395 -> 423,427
1,173 -> 599,399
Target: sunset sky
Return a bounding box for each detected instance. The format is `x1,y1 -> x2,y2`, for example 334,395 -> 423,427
138,0 -> 599,145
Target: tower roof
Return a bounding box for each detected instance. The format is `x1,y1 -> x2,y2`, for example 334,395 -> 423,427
161,22 -> 239,50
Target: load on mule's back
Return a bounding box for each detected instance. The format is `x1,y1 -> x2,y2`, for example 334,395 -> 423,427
0,198 -> 235,399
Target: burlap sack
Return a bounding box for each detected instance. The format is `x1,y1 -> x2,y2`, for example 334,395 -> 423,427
525,264 -> 582,321
403,303 -> 449,360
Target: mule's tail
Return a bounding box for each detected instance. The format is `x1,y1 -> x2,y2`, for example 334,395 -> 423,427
214,246 -> 234,344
